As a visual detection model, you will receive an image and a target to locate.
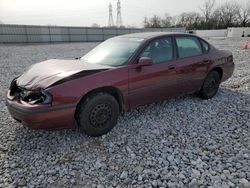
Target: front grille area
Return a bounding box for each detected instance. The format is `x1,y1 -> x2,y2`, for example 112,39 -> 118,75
9,80 -> 48,104
9,79 -> 35,102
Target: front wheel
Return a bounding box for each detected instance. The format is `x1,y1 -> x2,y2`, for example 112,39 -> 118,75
76,92 -> 119,137
198,71 -> 221,99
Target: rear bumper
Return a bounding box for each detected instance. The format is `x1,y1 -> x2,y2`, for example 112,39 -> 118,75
6,97 -> 76,129
221,62 -> 235,82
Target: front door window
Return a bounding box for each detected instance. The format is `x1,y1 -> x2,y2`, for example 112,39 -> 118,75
140,37 -> 173,64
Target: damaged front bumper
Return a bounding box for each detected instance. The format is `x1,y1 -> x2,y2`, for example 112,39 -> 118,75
6,90 -> 76,130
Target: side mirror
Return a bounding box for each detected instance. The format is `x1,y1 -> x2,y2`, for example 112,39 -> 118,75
138,57 -> 153,67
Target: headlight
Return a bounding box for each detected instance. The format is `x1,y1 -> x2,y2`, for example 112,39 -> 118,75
20,90 -> 53,104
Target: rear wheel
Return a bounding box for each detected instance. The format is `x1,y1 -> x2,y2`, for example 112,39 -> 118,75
198,71 -> 221,99
76,92 -> 119,137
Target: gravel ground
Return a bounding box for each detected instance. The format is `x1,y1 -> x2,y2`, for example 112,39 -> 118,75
0,38 -> 249,188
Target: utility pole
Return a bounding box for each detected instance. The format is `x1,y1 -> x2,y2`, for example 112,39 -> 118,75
108,3 -> 114,27
116,0 -> 122,27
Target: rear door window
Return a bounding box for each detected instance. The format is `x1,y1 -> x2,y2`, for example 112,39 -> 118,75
175,36 -> 202,58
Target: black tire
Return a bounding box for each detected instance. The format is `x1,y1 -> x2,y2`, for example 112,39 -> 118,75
198,71 -> 221,99
76,92 -> 119,137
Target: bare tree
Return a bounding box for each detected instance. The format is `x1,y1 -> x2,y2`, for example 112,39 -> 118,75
150,15 -> 162,28
143,17 -> 150,28
237,2 -> 250,27
200,0 -> 215,23
170,16 -> 179,27
177,12 -> 203,29
216,1 -> 240,28
210,9 -> 224,29
142,0 -> 249,29
161,13 -> 172,27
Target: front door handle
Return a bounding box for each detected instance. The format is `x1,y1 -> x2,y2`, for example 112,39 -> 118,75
168,65 -> 175,70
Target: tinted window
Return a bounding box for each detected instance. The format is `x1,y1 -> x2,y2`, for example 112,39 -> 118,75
140,37 -> 173,64
201,40 -> 209,53
176,36 -> 202,58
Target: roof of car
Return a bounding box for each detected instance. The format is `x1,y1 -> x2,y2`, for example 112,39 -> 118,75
117,32 -> 190,39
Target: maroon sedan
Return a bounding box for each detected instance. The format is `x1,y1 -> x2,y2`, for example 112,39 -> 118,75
6,32 -> 234,136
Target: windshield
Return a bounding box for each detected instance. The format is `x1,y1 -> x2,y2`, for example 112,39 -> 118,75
80,37 -> 143,66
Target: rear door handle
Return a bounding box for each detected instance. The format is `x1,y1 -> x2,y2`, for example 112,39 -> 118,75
202,59 -> 210,64
168,65 -> 175,70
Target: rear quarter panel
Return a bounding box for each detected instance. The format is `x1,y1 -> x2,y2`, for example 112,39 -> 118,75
208,48 -> 234,82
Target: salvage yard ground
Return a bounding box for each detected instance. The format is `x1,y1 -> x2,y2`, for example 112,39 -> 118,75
0,38 -> 249,187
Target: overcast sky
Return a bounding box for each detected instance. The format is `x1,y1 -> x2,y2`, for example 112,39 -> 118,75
0,0 -> 248,27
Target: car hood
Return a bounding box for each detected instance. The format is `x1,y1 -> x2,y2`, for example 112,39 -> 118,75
16,59 -> 112,90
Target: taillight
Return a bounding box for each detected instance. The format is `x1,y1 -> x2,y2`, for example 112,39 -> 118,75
227,55 -> 233,63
